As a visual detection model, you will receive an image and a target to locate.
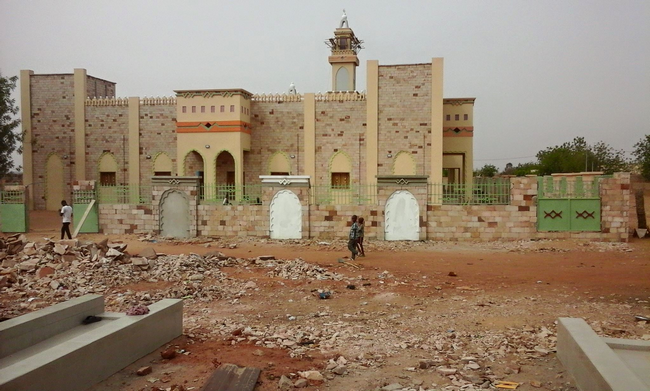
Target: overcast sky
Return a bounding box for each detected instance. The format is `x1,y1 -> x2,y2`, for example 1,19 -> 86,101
1,0 -> 648,171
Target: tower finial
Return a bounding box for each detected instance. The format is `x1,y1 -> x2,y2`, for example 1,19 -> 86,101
339,9 -> 348,28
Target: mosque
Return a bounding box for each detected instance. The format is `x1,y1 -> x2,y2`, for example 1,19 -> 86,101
19,11 -> 475,210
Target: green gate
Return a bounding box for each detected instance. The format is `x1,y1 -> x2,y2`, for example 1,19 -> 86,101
537,176 -> 601,232
73,189 -> 99,233
0,189 -> 29,233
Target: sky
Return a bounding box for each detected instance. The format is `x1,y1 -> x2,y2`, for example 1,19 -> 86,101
1,0 -> 648,171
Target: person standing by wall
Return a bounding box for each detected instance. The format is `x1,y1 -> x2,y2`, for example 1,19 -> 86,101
356,217 -> 366,257
60,200 -> 73,240
348,214 -> 360,260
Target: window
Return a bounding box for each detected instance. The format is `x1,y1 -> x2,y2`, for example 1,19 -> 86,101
100,172 -> 116,185
454,114 -> 459,121
463,114 -> 468,120
182,106 -> 187,113
445,114 -> 450,121
192,106 -> 196,113
241,106 -> 244,113
331,172 -> 350,189
154,171 -> 171,176
211,106 -> 215,113
230,105 -> 235,112
201,106 -> 205,113
271,172 -> 290,176
220,105 -> 225,112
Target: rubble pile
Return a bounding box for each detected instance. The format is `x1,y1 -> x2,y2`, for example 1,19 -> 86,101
266,258 -> 344,281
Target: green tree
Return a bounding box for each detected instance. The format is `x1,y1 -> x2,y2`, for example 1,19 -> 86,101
513,162 -> 538,176
0,72 -> 21,180
475,164 -> 498,177
632,135 -> 650,180
535,137 -> 629,175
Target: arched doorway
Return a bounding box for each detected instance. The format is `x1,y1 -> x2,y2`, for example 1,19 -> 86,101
269,190 -> 302,239
159,190 -> 190,238
46,154 -> 64,211
384,190 -> 420,241
184,150 -> 205,198
216,151 -> 236,202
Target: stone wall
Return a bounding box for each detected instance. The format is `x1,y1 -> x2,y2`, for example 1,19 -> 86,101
30,74 -> 76,209
314,101 -> 366,186
99,204 -> 155,235
94,174 -> 632,242
86,76 -> 115,99
85,105 -> 129,181
249,102 -> 304,184
377,64 -> 432,176
139,105 -> 177,184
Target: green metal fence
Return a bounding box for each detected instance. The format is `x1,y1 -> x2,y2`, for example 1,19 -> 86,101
310,184 -> 378,205
428,178 -> 511,205
200,184 -> 263,205
97,185 -> 152,205
538,176 -> 601,199
0,190 -> 24,204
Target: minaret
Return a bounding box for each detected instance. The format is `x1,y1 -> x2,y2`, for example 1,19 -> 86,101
326,10 -> 364,92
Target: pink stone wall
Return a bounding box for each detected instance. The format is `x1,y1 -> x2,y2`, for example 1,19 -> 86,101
85,106 -> 129,182
139,105 -> 176,185
314,101 -> 366,185
377,64 -> 432,176
86,76 -> 115,98
249,102 -> 304,184
29,74 -> 76,209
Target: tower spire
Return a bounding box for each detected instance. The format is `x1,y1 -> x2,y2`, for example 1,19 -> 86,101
325,11 -> 363,91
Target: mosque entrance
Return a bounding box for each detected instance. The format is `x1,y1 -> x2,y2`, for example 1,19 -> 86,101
384,190 -> 420,241
269,189 -> 302,239
159,190 -> 190,238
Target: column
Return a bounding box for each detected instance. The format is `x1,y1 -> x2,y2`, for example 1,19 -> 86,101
74,68 -> 87,181
20,70 -> 34,209
366,60 -> 379,186
303,93 -> 316,185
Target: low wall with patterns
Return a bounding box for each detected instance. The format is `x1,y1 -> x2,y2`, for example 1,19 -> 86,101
94,173 -> 632,242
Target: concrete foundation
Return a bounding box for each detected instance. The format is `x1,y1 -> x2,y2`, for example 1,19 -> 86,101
557,317 -> 650,391
0,295 -> 183,391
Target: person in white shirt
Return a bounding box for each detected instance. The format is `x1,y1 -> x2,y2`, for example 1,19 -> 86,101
60,200 -> 73,240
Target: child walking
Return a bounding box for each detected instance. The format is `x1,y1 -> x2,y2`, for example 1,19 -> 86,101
356,217 -> 366,257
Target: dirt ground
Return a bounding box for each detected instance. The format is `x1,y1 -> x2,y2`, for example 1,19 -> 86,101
7,211 -> 650,390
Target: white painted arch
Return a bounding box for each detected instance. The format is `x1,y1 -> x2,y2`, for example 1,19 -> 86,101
384,190 -> 420,241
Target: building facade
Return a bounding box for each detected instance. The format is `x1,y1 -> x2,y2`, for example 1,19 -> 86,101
20,21 -> 475,210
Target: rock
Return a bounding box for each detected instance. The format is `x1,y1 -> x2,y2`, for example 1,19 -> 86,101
37,266 -> 55,279
465,362 -> 481,370
531,380 -> 542,388
160,348 -> 177,360
298,370 -> 324,381
448,271 -> 458,277
50,280 -> 61,290
294,378 -> 308,388
137,366 -> 152,376
1,257 -> 16,268
132,257 -> 149,266
436,367 -> 458,375
17,259 -> 39,272
139,247 -> 158,259
332,365 -> 346,375
0,276 -> 11,288
244,281 -> 257,289
189,274 -> 204,281
106,248 -> 123,258
257,255 -> 275,260
53,243 -> 67,255
418,359 -> 431,369
381,383 -> 404,391
278,375 -> 293,389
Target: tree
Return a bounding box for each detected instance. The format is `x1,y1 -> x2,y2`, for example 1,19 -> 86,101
475,164 -> 498,177
513,162 -> 538,176
535,137 -> 629,176
632,135 -> 650,181
0,72 -> 21,180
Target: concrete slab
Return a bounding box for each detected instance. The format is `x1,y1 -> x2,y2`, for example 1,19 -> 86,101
557,317 -> 649,391
0,297 -> 183,391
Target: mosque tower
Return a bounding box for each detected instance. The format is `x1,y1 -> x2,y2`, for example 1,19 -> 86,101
326,10 -> 364,92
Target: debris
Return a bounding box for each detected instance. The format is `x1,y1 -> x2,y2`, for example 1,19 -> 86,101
137,366 -> 153,376
126,305 -> 150,316
496,381 -> 520,389
448,271 -> 457,277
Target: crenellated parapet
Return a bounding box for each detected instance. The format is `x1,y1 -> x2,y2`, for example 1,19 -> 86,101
250,91 -> 366,103
251,93 -> 304,103
140,96 -> 176,106
85,96 -> 176,106
85,97 -> 129,106
315,91 -> 366,101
